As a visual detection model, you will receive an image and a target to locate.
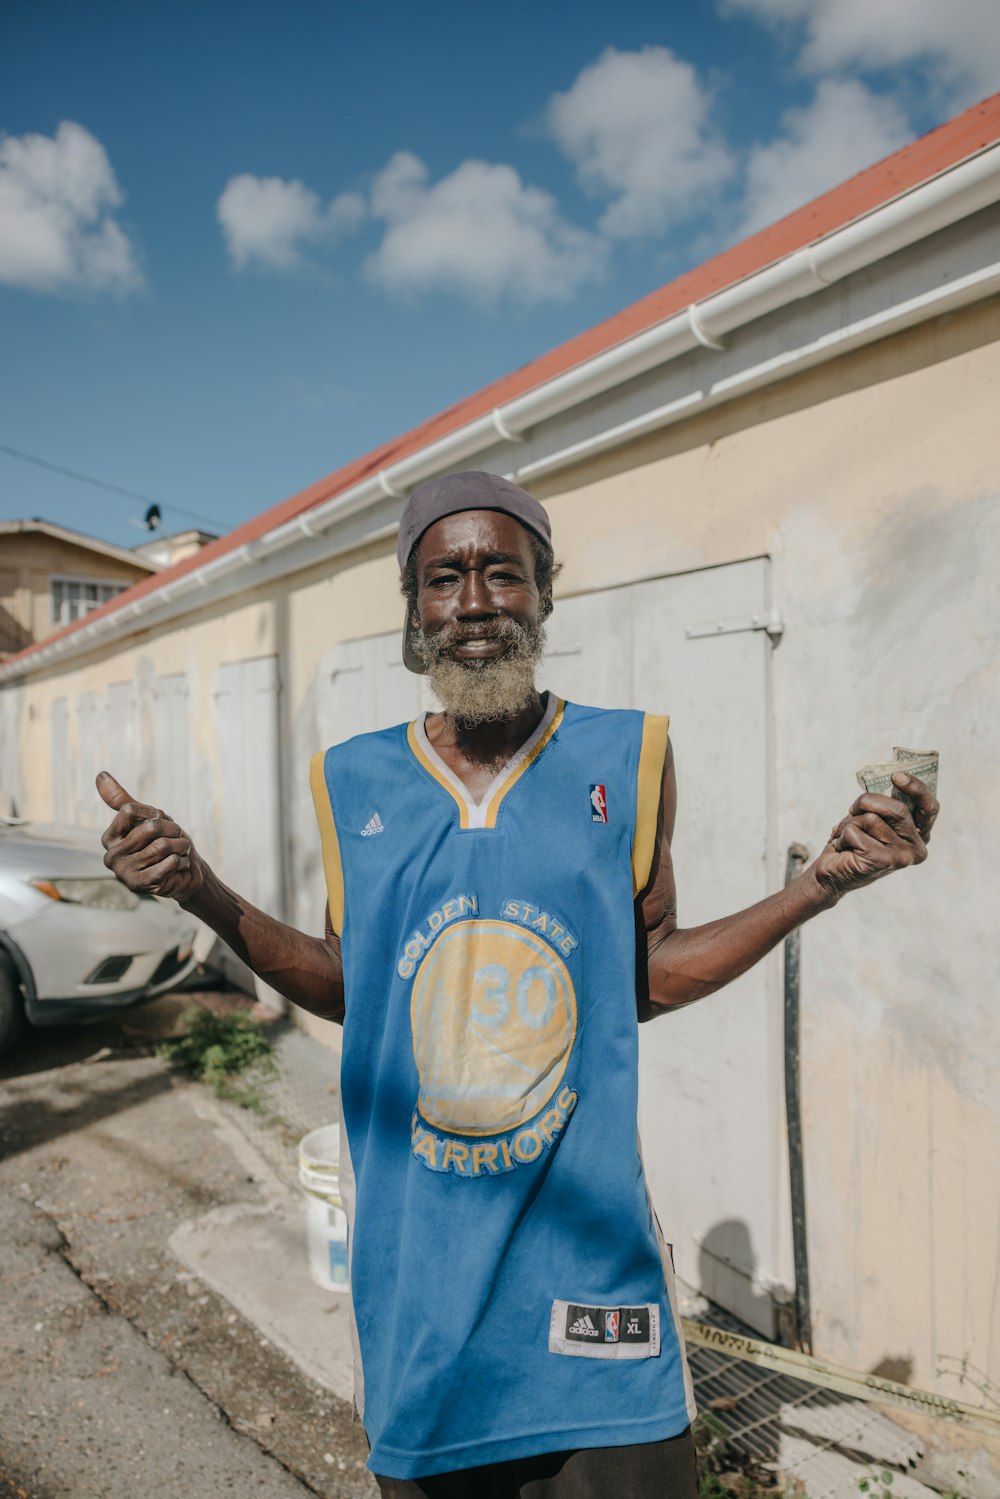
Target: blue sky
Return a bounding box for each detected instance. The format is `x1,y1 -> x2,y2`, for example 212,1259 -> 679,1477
1,0 -> 995,549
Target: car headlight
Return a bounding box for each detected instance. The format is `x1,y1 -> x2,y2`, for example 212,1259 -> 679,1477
29,877 -> 141,912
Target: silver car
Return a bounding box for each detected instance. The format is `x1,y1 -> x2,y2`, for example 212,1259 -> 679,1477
0,817 -> 201,1052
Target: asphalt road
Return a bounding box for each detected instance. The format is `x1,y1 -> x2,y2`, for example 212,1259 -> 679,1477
0,1001 -> 375,1499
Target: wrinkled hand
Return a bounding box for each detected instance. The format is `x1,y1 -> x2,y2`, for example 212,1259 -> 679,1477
97,771 -> 204,904
812,772 -> 939,905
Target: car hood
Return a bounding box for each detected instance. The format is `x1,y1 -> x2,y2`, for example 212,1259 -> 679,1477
0,829 -> 108,878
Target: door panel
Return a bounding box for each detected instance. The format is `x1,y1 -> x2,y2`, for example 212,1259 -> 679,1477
212,657 -> 284,1004
213,658 -> 283,917
631,561 -> 780,1335
541,589 -> 634,709
152,675 -> 190,819
329,565 -> 781,1331
103,682 -> 137,797
322,632 -> 426,747
546,559 -> 783,1334
50,698 -> 70,824
74,692 -> 102,824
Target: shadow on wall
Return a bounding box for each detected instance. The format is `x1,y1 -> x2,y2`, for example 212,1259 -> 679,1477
698,1217 -> 777,1340
691,1219 -> 926,1484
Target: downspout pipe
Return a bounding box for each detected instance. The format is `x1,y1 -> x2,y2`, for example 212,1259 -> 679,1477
784,841 -> 812,1353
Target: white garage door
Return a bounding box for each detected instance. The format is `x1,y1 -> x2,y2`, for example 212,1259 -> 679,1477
74,691 -> 101,824
103,682 -> 138,797
543,558 -> 784,1334
333,561 -> 784,1331
213,657 -> 283,918
50,697 -> 70,824
152,674 -> 191,820
320,631 -> 428,747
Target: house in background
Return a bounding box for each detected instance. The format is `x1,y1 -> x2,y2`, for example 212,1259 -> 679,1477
0,518 -> 160,661
1,92 -> 999,1495
132,528 -> 219,570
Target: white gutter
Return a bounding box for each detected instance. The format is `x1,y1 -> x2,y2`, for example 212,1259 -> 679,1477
3,140 -> 999,684
510,258 -> 1000,484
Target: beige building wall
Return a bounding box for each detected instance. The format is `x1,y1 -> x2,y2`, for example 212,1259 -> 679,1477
2,299 -> 998,1454
535,300 -> 1000,1415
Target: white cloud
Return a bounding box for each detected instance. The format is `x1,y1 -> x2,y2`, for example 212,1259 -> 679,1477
365,151 -> 606,304
0,121 -> 142,295
217,173 -> 364,271
738,78 -> 911,234
545,46 -> 734,239
724,0 -> 1000,104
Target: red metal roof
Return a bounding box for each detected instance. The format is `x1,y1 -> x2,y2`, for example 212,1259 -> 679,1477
8,91 -> 1000,674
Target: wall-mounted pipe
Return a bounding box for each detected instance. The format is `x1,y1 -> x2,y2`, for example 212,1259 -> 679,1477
784,841 -> 812,1354
511,258 -> 1000,485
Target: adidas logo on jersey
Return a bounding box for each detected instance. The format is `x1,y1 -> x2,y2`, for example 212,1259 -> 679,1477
361,812 -> 384,837
552,1300 -> 659,1359
567,1314 -> 598,1337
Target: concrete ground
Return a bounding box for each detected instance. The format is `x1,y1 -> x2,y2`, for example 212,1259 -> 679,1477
0,993 -> 375,1499
1,990 -> 975,1499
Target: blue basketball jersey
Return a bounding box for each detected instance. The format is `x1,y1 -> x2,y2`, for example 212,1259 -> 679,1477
310,694 -> 695,1480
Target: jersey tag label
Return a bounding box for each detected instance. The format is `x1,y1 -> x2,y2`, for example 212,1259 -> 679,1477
590,784 -> 608,823
549,1300 -> 660,1360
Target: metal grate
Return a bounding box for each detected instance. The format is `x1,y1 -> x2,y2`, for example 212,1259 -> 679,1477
680,1296 -> 938,1498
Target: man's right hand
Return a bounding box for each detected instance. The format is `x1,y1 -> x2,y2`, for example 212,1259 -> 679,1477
97,771 -> 204,905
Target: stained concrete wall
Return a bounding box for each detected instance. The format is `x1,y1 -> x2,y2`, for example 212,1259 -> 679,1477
1,298 -> 997,1452
532,300 -> 1000,1409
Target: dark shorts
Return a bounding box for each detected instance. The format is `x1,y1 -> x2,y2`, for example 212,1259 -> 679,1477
373,1427 -> 698,1498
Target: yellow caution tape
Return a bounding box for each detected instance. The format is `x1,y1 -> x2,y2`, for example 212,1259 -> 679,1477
682,1320 -> 1000,1437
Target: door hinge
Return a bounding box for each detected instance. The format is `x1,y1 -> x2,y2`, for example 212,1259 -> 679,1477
684,607 -> 784,643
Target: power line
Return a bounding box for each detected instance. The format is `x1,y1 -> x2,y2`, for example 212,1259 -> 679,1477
0,442 -> 225,533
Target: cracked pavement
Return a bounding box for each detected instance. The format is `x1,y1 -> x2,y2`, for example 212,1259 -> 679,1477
0,1000 -> 375,1499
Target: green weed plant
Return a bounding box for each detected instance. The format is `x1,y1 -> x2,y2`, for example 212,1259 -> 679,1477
856,1469 -> 895,1499
159,1006 -> 276,1110
693,1412 -> 786,1497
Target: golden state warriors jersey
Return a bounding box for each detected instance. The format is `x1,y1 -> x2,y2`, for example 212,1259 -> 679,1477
310,694 -> 695,1480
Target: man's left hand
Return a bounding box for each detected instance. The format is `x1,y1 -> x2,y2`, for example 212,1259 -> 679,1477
812,773 -> 939,905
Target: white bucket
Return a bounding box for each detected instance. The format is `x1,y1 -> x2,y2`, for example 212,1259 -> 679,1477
298,1124 -> 350,1293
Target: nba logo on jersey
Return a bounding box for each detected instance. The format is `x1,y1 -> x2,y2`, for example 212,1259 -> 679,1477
590,785 -> 608,823
605,1310 -> 620,1342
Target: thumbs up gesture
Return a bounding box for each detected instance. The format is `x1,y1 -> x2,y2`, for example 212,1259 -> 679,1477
97,772 -> 203,904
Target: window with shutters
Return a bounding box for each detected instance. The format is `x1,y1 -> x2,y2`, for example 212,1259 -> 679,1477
50,575 -> 129,627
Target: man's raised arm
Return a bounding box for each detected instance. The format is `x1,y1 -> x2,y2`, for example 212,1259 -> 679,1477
97,771 -> 344,1022
640,743 -> 939,1011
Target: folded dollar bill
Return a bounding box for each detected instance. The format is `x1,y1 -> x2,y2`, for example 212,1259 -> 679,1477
856,746 -> 939,803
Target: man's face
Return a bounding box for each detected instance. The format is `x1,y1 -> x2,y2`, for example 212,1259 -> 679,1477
410,510 -> 548,724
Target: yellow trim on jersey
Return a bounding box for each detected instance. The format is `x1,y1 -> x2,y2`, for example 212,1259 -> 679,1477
310,750 -> 345,935
633,714 -> 669,897
407,716 -> 473,827
406,721 -> 472,829
481,697 -> 565,828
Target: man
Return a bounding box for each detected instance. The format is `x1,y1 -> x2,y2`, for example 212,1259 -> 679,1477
99,471 -> 938,1498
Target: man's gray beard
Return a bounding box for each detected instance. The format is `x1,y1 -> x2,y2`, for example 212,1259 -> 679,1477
412,617 -> 545,727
